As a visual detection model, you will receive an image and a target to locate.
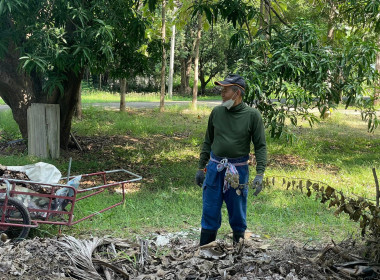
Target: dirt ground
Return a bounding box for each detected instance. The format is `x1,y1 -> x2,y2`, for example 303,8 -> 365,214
0,231 -> 379,280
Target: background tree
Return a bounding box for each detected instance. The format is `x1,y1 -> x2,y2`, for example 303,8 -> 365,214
108,3 -> 149,112
192,9 -> 202,109
336,0 -> 380,107
177,22 -> 196,95
160,0 -> 167,112
0,0 -> 147,148
198,21 -> 239,95
195,0 -> 379,137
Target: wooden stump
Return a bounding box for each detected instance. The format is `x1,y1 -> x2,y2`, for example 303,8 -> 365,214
27,104 -> 60,159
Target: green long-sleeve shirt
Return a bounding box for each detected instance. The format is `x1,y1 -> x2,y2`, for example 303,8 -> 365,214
198,102 -> 267,174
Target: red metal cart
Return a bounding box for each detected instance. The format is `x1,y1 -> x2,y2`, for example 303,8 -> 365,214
0,169 -> 142,240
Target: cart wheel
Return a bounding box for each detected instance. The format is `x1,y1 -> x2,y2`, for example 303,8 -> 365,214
0,198 -> 31,241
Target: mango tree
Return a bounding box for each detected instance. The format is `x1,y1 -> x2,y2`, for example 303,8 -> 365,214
0,0 -> 146,148
337,0 -> 380,108
195,0 -> 379,137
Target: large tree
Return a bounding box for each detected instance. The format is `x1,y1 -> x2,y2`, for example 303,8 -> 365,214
336,0 -> 380,107
177,22 -> 195,95
198,20 -> 238,95
0,0 -> 146,148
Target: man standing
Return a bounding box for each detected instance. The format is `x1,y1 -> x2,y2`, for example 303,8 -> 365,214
195,74 -> 267,246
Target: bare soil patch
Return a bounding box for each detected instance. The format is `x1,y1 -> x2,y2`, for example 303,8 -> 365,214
0,140 -> 27,155
266,154 -> 308,169
252,154 -> 341,174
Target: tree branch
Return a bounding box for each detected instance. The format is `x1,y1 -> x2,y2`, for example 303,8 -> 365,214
205,71 -> 217,85
264,0 -> 289,27
244,17 -> 254,43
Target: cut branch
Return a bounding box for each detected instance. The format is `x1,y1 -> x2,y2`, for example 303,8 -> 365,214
373,168 -> 379,207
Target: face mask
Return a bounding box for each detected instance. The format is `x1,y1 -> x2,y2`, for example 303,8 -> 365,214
221,92 -> 237,110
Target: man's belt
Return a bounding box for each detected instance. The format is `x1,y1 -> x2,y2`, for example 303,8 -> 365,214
209,154 -> 248,193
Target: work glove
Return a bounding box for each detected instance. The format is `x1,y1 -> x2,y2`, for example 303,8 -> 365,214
252,174 -> 264,196
195,169 -> 205,187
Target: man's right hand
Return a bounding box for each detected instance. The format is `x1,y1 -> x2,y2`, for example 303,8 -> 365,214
195,169 -> 205,187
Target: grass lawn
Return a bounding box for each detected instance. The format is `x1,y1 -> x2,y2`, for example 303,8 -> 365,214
81,91 -> 218,103
0,102 -> 379,244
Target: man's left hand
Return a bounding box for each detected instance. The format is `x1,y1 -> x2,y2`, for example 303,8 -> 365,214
252,175 -> 263,196
195,169 -> 205,187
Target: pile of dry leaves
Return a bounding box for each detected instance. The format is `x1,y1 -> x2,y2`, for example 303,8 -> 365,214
0,232 -> 378,280
0,164 -> 29,181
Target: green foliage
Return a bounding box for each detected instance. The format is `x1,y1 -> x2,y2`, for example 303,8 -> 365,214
192,0 -> 258,29
236,20 -> 379,138
198,20 -> 239,93
337,0 -> 380,31
144,0 -> 159,13
187,0 -> 380,137
0,0 -> 148,97
356,97 -> 380,132
214,0 -> 258,29
0,0 -> 25,16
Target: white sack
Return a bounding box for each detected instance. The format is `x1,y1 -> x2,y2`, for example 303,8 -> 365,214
7,162 -> 62,184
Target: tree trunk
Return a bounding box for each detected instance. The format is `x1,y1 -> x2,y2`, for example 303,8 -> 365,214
103,71 -> 109,87
260,0 -> 270,62
168,25 -> 175,99
59,71 -> 84,149
120,78 -> 127,111
327,0 -> 338,103
0,43 -> 83,149
199,67 -> 216,96
260,0 -> 266,31
180,58 -> 187,94
180,55 -> 192,95
160,0 -> 167,112
327,0 -> 337,43
199,67 -> 206,95
0,14 -> 84,152
375,43 -> 380,106
185,56 -> 192,94
200,77 -> 206,95
0,44 -> 37,140
74,82 -> 82,119
265,0 -> 271,39
192,12 -> 202,109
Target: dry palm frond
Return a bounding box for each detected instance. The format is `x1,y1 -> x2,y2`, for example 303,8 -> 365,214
93,258 -> 129,279
138,239 -> 149,269
56,235 -> 104,280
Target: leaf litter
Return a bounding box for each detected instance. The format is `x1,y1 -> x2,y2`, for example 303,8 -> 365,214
0,232 -> 379,280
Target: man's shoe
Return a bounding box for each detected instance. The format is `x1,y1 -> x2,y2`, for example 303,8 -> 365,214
199,228 -> 217,246
233,231 -> 245,245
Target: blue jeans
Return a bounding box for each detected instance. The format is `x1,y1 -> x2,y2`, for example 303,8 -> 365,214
201,152 -> 249,232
